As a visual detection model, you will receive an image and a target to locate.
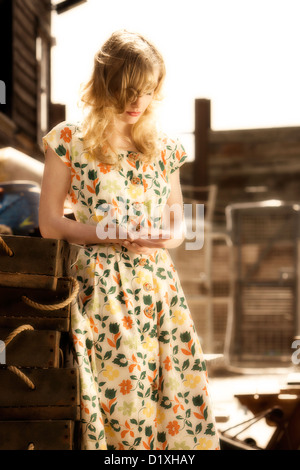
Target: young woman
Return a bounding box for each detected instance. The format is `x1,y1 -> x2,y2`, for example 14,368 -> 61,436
40,30 -> 219,450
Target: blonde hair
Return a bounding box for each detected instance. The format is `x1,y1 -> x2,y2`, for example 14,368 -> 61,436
80,30 -> 166,166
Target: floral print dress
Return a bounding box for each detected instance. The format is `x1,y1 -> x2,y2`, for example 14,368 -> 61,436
43,121 -> 219,451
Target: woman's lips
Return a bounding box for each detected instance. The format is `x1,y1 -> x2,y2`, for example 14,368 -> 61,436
127,111 -> 141,117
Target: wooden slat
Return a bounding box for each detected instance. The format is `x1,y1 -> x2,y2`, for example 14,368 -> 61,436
15,72 -> 38,105
0,273 -> 57,290
0,368 -> 80,420
0,278 -> 73,318
14,98 -> 37,125
14,48 -> 36,81
14,0 -> 36,38
14,16 -> 36,52
14,112 -> 36,140
0,329 -> 61,368
13,35 -> 37,69
0,315 -> 70,333
14,80 -> 36,110
0,420 -> 76,450
0,236 -> 80,277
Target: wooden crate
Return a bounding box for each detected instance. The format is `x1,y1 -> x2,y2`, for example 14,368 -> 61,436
0,277 -> 74,331
0,235 -> 80,289
0,420 -> 78,450
0,368 -> 80,420
0,329 -> 61,368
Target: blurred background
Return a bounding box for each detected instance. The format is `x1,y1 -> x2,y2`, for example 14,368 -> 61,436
1,0 -> 300,450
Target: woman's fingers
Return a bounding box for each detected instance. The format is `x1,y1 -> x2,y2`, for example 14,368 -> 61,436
122,240 -> 156,254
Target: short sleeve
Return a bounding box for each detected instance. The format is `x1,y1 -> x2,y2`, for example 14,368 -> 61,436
42,121 -> 73,168
166,138 -> 188,175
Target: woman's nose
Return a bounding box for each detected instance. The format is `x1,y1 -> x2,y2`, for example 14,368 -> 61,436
131,95 -> 142,108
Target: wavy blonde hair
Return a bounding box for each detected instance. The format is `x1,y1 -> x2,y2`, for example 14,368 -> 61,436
80,30 -> 166,166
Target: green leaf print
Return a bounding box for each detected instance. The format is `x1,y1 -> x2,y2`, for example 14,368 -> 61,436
88,169 -> 97,181
109,323 -> 119,334
113,354 -> 128,367
192,395 -> 204,407
143,295 -> 152,305
180,331 -> 192,343
105,388 -> 117,399
205,423 -> 216,436
55,144 -> 66,156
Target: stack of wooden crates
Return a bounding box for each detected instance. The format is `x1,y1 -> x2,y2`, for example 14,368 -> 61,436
0,235 -> 81,450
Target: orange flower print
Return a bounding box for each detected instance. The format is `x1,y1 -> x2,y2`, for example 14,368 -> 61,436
163,356 -> 172,371
98,162 -> 112,174
119,379 -> 132,395
122,316 -> 133,330
72,334 -> 83,348
121,421 -> 134,439
166,420 -> 180,436
89,317 -> 99,334
60,127 -> 72,143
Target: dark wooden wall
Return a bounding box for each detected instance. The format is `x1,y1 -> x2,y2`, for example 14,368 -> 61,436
0,0 -> 65,160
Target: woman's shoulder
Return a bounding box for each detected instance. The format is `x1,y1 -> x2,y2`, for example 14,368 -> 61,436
157,131 -> 184,152
47,120 -> 83,139
157,131 -> 188,173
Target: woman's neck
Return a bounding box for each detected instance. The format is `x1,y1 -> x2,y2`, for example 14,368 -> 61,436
109,122 -> 138,152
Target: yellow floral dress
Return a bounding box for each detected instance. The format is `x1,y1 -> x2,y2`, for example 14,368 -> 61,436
43,121 -> 219,451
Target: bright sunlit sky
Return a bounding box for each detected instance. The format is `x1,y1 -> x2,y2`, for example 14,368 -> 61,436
51,0 -> 300,156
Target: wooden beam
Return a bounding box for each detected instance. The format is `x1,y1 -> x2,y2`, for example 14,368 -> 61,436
194,98 -> 211,188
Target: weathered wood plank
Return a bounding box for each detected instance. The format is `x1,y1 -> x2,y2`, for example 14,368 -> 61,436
0,368 -> 80,419
0,329 -> 61,368
14,48 -> 36,81
13,35 -> 37,69
0,278 -> 73,317
0,236 -> 80,277
0,420 -> 76,450
14,0 -> 36,37
0,273 -> 58,290
0,315 -> 70,333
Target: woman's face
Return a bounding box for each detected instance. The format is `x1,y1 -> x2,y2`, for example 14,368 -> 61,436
115,68 -> 160,127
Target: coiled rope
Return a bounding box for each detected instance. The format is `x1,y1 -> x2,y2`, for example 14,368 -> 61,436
0,237 -> 79,310
1,325 -> 36,390
0,236 -> 13,257
22,276 -> 79,311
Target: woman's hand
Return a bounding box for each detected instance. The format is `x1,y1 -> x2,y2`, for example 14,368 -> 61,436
121,228 -> 174,254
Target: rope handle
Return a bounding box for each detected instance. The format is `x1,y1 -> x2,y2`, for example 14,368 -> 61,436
1,325 -> 36,390
0,236 -> 13,257
22,276 -> 79,311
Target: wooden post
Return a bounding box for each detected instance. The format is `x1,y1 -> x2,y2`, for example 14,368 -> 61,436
194,99 -> 211,189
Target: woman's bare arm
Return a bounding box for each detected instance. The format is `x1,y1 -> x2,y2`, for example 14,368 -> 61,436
39,147 -> 121,245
